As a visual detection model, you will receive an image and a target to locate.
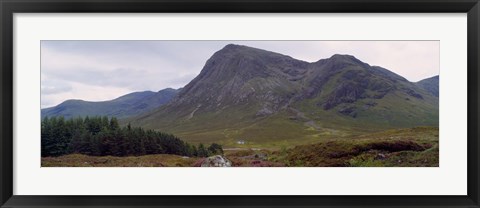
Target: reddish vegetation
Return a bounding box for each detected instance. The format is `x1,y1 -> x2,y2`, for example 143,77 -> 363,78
249,160 -> 284,167
356,140 -> 430,153
227,155 -> 284,167
282,128 -> 438,167
192,158 -> 206,167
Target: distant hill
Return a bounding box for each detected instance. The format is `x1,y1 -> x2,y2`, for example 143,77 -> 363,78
129,44 -> 439,145
41,88 -> 180,119
416,75 -> 439,97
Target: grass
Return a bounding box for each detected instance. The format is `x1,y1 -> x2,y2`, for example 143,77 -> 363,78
42,127 -> 438,167
41,154 -> 199,167
294,91 -> 438,132
270,126 -> 439,167
161,90 -> 438,150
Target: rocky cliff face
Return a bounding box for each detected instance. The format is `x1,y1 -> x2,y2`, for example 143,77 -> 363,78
166,44 -> 308,115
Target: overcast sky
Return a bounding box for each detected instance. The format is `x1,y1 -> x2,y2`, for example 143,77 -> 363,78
41,41 -> 439,108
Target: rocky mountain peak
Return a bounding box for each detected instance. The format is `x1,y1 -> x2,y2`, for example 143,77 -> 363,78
131,44 -> 438,138
326,54 -> 370,68
211,44 -> 299,62
330,53 -> 359,60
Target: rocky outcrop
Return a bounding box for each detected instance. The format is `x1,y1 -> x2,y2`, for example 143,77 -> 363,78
200,155 -> 232,167
324,82 -> 366,110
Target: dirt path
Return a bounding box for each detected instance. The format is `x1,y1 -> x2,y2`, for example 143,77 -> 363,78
304,120 -> 322,131
187,105 -> 201,120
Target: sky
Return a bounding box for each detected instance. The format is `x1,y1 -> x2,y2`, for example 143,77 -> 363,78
41,41 -> 439,108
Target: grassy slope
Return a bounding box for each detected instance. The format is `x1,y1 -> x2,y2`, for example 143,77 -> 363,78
294,92 -> 438,132
140,107 -> 348,149
140,93 -> 438,149
130,72 -> 437,148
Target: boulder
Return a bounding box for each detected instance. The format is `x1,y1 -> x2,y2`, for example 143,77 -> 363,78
200,155 -> 232,167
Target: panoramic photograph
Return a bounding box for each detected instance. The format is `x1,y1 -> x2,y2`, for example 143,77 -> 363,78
40,41 -> 439,167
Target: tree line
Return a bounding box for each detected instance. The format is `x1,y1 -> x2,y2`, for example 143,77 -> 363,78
41,116 -> 223,157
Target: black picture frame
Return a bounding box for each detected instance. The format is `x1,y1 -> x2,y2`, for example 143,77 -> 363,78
1,0 -> 479,207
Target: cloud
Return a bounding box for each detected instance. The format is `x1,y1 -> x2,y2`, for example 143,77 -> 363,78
41,75 -> 73,95
41,85 -> 73,95
41,41 -> 439,108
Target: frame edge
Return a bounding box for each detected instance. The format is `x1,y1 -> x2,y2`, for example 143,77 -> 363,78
468,1 -> 480,205
0,0 -> 14,207
1,0 -> 480,208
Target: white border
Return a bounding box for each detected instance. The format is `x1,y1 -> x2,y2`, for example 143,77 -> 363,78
13,13 -> 467,195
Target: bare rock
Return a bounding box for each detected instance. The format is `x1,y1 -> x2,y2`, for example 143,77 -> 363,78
200,155 -> 232,167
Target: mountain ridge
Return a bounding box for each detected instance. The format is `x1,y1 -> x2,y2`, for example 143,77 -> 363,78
416,75 -> 439,97
42,88 -> 180,119
128,44 -> 439,146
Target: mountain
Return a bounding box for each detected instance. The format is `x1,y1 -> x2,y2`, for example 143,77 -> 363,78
129,44 -> 439,146
416,75 -> 439,97
42,88 -> 180,119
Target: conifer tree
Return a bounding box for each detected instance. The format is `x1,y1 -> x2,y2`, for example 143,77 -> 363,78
41,116 -> 223,157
